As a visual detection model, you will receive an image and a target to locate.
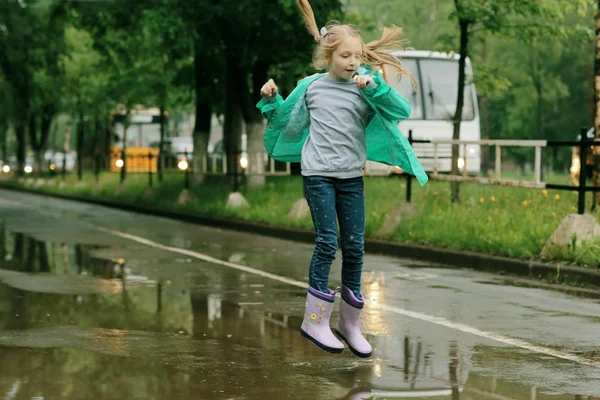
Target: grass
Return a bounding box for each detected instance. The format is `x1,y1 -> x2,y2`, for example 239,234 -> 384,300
6,171 -> 600,269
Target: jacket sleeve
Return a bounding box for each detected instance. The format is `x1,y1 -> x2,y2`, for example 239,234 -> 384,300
256,94 -> 284,120
361,72 -> 411,122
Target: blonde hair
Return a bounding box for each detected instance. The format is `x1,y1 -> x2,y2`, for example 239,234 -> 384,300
297,0 -> 413,84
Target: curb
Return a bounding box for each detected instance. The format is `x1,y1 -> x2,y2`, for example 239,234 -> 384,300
2,183 -> 600,288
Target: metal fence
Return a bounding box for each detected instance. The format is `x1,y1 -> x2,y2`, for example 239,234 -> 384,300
407,129 -> 600,214
7,129 -> 600,214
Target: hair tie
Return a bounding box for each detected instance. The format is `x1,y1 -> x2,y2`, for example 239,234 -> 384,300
315,26 -> 328,42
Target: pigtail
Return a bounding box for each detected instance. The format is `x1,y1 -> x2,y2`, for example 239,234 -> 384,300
364,25 -> 416,86
297,0 -> 320,40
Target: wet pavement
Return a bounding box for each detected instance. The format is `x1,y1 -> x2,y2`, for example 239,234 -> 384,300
0,188 -> 599,399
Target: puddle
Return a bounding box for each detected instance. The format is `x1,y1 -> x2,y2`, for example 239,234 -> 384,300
0,223 -> 597,399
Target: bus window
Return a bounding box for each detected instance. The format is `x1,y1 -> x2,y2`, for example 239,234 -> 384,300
386,59 -> 423,119
419,59 -> 475,121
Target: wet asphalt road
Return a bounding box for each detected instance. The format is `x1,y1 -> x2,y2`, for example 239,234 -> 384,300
0,188 -> 599,400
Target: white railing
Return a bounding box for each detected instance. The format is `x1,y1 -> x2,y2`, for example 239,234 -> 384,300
200,152 -> 291,176
426,139 -> 548,188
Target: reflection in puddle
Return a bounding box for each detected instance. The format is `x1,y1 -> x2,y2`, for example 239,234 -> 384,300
0,224 -> 595,399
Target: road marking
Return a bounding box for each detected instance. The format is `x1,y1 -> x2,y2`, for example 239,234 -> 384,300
93,225 -> 600,369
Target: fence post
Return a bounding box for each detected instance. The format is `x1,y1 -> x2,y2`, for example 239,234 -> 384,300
184,151 -> 190,190
534,146 -> 542,184
406,130 -> 413,203
578,128 -> 588,215
233,147 -> 239,192
61,153 -> 67,181
120,150 -> 126,184
148,151 -> 153,188
77,152 -> 83,183
495,145 -> 501,180
94,154 -> 100,185
157,151 -> 163,183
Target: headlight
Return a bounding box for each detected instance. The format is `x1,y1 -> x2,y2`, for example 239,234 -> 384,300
571,157 -> 580,174
240,156 -> 248,169
177,159 -> 189,171
458,157 -> 465,169
115,159 -> 124,168
24,166 -> 33,174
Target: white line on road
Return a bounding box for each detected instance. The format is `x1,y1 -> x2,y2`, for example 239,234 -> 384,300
93,225 -> 600,369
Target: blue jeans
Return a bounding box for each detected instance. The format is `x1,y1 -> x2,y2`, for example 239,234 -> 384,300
303,176 -> 365,298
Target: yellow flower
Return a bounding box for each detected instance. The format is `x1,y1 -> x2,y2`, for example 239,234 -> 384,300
490,196 -> 496,202
554,194 -> 560,200
488,217 -> 492,222
521,200 -> 529,206
434,191 -> 439,196
310,313 -> 317,320
542,190 -> 548,196
479,197 -> 485,203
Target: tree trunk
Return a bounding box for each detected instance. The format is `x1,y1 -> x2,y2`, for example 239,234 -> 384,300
245,121 -> 266,187
77,101 -> 84,182
92,113 -> 102,172
451,14 -> 470,203
429,0 -> 437,40
27,114 -> 41,176
192,103 -> 211,185
120,109 -> 130,183
479,37 -> 491,176
39,106 -> 54,175
93,113 -> 102,153
62,123 -> 71,177
27,105 -> 54,176
240,61 -> 268,189
190,34 -> 213,185
481,95 -> 491,174
593,1 -> 600,209
530,49 -> 546,181
104,114 -> 113,165
158,104 -> 166,182
223,56 -> 244,186
0,120 -> 6,170
16,118 -> 27,177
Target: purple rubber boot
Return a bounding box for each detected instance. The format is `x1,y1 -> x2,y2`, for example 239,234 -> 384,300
335,285 -> 373,358
300,286 -> 345,354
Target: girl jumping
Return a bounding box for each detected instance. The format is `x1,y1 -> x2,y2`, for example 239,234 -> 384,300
257,0 -> 428,357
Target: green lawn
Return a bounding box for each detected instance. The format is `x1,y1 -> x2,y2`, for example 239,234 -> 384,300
7,171 -> 600,268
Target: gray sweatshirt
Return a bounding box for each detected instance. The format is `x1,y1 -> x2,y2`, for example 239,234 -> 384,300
301,75 -> 376,179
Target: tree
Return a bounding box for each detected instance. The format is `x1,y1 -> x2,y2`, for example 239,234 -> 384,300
130,0 -> 222,185
594,0 -> 600,208
0,73 -> 11,167
216,0 -> 342,188
447,0 -> 593,202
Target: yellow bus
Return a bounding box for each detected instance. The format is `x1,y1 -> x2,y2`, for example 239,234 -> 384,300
110,108 -> 165,173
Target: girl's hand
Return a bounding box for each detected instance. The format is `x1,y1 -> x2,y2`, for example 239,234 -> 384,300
261,79 -> 278,97
353,75 -> 373,89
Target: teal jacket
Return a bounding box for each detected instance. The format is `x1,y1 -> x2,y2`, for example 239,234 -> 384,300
255,66 -> 428,186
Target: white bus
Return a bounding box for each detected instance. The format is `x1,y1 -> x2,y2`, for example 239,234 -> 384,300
364,50 -> 481,176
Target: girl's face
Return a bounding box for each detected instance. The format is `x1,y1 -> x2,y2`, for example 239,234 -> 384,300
328,36 -> 363,80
